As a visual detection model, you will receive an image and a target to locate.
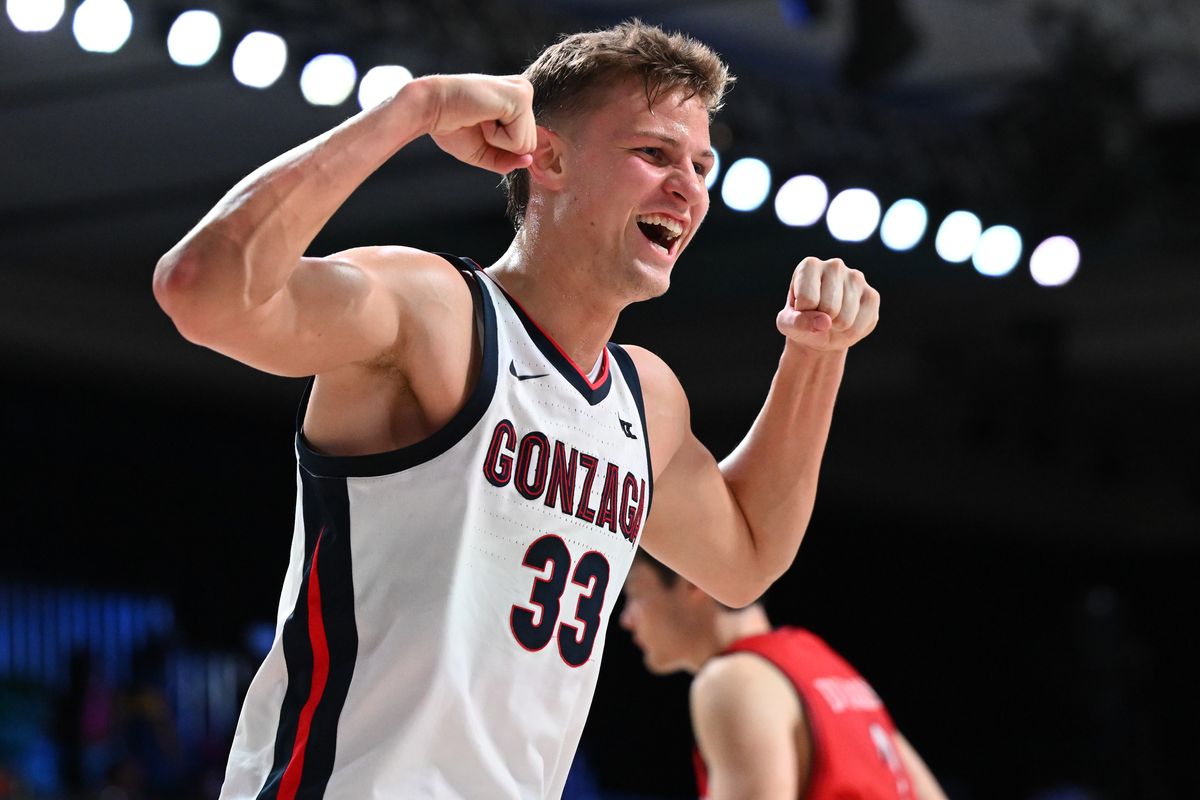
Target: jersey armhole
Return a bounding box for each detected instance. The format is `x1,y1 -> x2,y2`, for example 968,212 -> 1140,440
294,256 -> 498,478
607,343 -> 654,517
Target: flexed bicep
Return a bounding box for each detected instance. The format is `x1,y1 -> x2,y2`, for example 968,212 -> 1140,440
167,247 -> 467,380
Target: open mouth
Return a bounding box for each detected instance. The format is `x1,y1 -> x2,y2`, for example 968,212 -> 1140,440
636,213 -> 683,256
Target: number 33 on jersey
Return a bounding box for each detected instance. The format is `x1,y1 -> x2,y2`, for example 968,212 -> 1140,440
221,256 -> 652,799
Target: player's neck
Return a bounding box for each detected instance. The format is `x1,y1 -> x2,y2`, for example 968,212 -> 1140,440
709,606 -> 772,660
489,232 -> 622,369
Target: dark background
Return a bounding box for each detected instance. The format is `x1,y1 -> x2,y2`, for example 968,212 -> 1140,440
2,0 -> 1199,798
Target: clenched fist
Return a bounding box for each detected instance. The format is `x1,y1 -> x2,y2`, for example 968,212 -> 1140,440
775,257 -> 879,351
413,74 -> 538,175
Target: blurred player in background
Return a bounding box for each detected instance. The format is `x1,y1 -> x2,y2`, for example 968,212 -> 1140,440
621,552 -> 947,800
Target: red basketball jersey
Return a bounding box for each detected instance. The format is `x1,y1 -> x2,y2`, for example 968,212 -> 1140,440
693,627 -> 915,800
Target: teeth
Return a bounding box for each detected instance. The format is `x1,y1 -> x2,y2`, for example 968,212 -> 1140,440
636,213 -> 683,239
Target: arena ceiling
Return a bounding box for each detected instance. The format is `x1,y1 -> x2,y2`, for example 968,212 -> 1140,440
2,0 -> 1199,543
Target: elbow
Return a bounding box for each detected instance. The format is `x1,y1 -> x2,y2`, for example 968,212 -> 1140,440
153,247 -> 190,316
153,240 -> 244,346
722,553 -> 791,609
153,248 -> 209,344
714,572 -> 777,610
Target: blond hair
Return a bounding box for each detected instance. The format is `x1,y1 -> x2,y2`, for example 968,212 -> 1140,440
504,19 -> 734,229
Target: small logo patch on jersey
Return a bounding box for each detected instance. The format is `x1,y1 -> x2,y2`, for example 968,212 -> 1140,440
509,360 -> 549,381
619,416 -> 638,439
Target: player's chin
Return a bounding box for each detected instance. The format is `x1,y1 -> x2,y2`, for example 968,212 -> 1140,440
643,653 -> 677,676
642,277 -> 670,301
630,263 -> 672,300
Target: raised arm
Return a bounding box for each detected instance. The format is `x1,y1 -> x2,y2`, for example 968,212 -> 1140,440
633,257 -> 877,606
152,74 -> 536,376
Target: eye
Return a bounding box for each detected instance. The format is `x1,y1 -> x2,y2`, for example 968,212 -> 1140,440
638,146 -> 664,160
693,162 -> 705,176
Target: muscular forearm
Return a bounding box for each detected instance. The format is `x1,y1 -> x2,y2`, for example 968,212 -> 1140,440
719,342 -> 846,581
153,78 -> 436,324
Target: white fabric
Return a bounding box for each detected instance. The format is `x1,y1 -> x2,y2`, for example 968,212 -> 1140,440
220,270 -> 650,799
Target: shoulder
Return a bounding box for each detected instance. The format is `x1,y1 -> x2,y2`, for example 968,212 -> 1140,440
617,345 -> 690,470
301,246 -> 479,383
691,651 -> 801,723
327,246 -> 474,306
332,246 -> 477,351
690,650 -> 806,785
619,345 -> 685,406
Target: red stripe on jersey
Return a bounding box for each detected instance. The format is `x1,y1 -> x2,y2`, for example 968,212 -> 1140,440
278,530 -> 330,800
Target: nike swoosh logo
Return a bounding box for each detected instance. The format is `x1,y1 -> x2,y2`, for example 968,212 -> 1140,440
509,360 -> 549,381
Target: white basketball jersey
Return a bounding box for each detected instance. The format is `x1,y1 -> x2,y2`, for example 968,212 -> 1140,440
220,255 -> 652,799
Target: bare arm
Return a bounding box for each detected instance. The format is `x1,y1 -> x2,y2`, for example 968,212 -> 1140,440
635,258 -> 878,606
690,654 -> 807,800
895,731 -> 949,800
152,74 -> 536,377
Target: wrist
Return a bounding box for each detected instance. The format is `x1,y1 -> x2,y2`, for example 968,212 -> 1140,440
778,340 -> 847,381
781,338 -> 848,362
388,75 -> 440,138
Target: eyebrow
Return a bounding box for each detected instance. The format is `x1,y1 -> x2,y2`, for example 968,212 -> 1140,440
633,131 -> 715,162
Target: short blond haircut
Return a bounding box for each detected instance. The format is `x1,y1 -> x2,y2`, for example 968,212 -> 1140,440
504,19 -> 734,229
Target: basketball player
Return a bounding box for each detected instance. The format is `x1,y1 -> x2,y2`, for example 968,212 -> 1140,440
621,552 -> 947,800
153,20 -> 879,799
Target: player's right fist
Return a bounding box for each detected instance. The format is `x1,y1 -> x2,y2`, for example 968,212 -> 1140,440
411,74 -> 537,175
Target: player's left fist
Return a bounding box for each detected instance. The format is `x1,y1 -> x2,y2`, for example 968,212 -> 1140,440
775,257 -> 879,351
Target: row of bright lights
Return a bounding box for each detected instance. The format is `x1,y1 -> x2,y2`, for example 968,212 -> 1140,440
711,156 -> 1080,286
10,0 -> 1079,285
7,0 -> 413,110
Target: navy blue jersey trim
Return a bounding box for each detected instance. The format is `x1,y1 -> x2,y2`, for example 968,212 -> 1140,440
606,343 -> 653,517
482,274 -> 614,407
258,475 -> 359,799
295,258 -> 498,479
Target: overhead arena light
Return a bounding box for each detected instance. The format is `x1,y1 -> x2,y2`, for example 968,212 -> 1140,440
825,188 -> 881,242
300,53 -> 357,106
704,149 -> 721,190
774,175 -> 828,227
72,0 -> 133,54
879,198 -> 927,252
972,225 -> 1022,277
7,0 -> 65,32
357,64 -> 414,111
1030,236 -> 1080,287
934,210 -> 982,263
721,157 -> 772,212
232,30 -> 287,89
166,10 -> 221,67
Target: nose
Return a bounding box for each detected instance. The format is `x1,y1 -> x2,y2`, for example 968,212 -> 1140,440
664,162 -> 707,209
619,604 -> 635,631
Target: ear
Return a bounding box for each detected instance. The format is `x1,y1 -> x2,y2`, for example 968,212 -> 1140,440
681,580 -> 710,608
526,126 -> 567,191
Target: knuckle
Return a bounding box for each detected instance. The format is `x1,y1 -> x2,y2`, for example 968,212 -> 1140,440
796,291 -> 819,308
